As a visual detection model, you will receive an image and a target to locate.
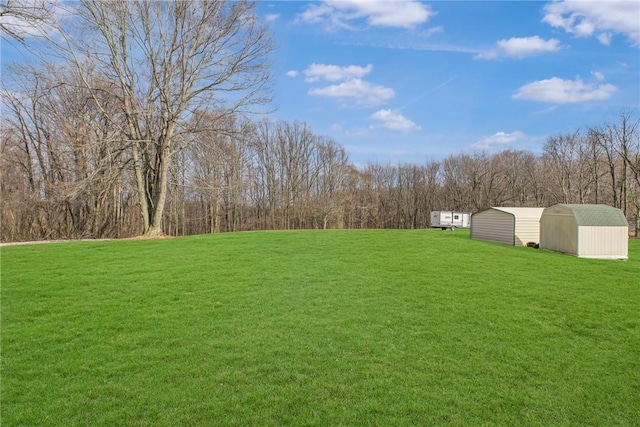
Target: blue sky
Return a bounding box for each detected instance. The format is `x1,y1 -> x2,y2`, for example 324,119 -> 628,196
1,1 -> 638,165
257,0 -> 640,164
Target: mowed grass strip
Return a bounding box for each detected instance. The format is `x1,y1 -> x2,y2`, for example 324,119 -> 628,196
2,230 -> 639,426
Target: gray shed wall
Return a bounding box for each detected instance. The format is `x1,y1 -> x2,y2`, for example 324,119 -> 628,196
540,207 -> 578,254
470,209 -> 514,245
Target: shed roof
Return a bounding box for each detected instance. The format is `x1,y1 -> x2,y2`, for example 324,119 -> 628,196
554,204 -> 628,226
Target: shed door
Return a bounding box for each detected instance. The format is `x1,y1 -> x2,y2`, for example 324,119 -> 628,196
471,210 -> 515,245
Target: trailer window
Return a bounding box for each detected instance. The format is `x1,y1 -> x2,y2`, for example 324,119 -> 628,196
454,215 -> 459,220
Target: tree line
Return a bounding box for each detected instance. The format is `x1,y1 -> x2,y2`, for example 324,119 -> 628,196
1,1 -> 639,242
2,100 -> 639,241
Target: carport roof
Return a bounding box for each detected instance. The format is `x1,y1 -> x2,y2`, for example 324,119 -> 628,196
491,207 -> 545,218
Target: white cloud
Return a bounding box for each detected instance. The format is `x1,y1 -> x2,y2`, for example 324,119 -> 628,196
369,109 -> 421,132
303,63 -> 394,107
513,76 -> 618,103
420,26 -> 444,38
496,36 -> 562,57
309,78 -> 395,107
265,13 -> 280,23
297,0 -> 434,30
477,36 -> 562,59
304,63 -> 373,82
597,32 -> 613,46
532,105 -> 559,115
285,70 -> 299,78
591,71 -> 605,81
543,0 -> 640,46
473,131 -> 527,150
297,3 -> 335,26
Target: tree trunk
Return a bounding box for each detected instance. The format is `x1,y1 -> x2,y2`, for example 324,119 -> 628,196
145,144 -> 171,237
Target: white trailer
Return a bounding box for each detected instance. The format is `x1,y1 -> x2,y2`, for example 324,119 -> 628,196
430,211 -> 470,230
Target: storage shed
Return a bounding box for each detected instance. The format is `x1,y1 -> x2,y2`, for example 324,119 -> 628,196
539,204 -> 628,260
470,207 -> 544,246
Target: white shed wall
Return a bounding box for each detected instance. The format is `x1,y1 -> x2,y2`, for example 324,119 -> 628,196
578,226 -> 628,259
513,216 -> 542,246
470,210 -> 514,245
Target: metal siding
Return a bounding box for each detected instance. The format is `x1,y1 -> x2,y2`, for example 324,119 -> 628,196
513,216 -> 542,246
491,207 -> 544,246
471,209 -> 514,245
540,208 -> 578,254
577,226 -> 628,259
542,204 -> 629,258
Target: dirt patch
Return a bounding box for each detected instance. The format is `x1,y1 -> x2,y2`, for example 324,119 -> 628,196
125,233 -> 174,240
0,239 -> 114,247
1,234 -> 175,247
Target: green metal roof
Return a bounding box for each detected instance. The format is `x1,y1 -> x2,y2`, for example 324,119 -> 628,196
559,204 -> 628,226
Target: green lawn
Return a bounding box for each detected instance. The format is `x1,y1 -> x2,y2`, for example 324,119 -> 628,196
2,230 -> 639,426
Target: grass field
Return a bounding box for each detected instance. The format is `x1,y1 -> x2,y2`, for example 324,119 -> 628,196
2,229 -> 639,426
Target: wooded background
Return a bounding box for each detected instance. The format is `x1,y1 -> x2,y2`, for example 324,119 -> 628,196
1,1 -> 639,242
3,108 -> 639,242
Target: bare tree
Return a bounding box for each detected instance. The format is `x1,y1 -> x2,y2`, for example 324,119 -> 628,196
543,132 -> 592,204
56,0 -> 273,236
1,58 -> 134,240
0,0 -> 56,43
610,111 -> 640,233
494,150 -> 539,206
586,129 -> 605,204
313,138 -> 351,229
